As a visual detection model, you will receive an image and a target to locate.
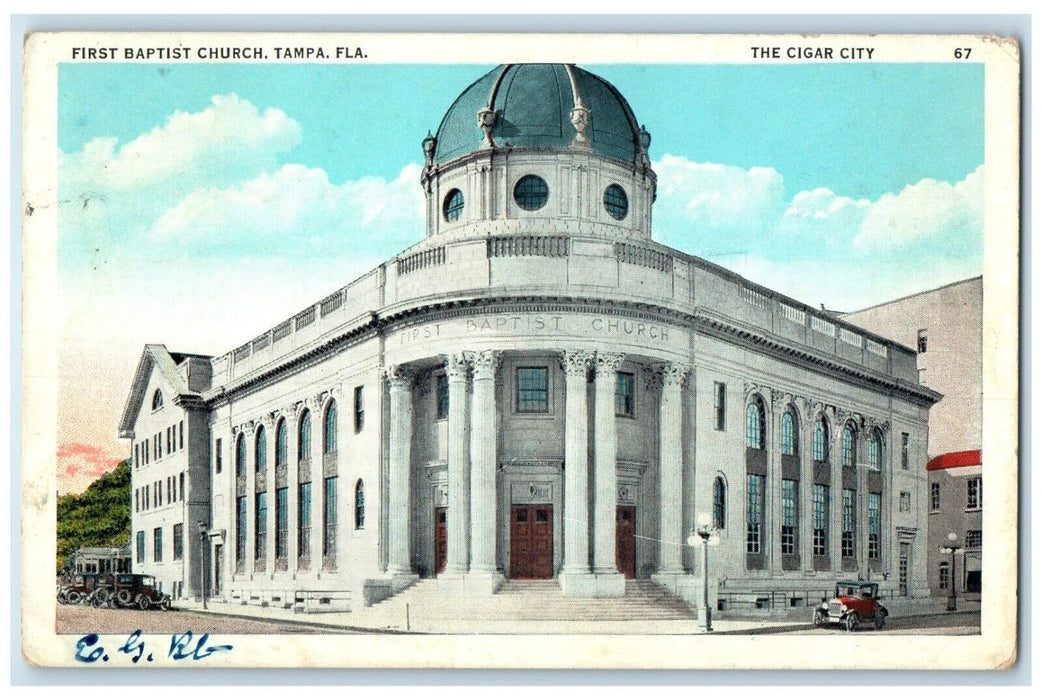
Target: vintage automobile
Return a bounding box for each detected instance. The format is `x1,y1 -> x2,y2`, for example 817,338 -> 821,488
57,573 -> 104,605
92,573 -> 172,611
813,581 -> 888,631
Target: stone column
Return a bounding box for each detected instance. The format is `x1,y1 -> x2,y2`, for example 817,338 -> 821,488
657,362 -> 689,574
768,394 -> 783,574
856,422 -> 869,578
283,409 -> 299,569
468,350 -> 502,591
559,350 -> 593,588
591,352 -> 625,595
444,353 -> 471,576
830,409 -> 845,573
799,402 -> 815,572
385,366 -> 415,584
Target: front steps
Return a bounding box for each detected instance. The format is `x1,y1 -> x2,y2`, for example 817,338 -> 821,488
366,577 -> 697,622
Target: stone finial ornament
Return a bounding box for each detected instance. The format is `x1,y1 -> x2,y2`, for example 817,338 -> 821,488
570,103 -> 590,146
477,107 -> 497,148
422,131 -> 437,168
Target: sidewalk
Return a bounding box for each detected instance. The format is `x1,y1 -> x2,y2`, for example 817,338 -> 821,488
174,596 -> 979,635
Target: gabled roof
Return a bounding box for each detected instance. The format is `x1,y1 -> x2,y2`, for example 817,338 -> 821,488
926,449 -> 982,471
117,344 -> 206,438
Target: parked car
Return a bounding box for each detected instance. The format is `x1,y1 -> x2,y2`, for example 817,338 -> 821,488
813,581 -> 888,631
57,573 -> 104,605
94,573 -> 172,611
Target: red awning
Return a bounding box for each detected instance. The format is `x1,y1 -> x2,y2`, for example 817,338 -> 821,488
927,449 -> 982,471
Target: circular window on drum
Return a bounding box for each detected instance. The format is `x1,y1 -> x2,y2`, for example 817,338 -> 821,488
603,184 -> 629,220
443,188 -> 464,222
513,175 -> 549,211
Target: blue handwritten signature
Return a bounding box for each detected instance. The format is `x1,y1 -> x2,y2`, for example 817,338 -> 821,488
75,630 -> 233,664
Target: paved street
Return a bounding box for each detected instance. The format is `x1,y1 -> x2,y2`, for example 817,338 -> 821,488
718,610 -> 981,635
56,602 -> 356,635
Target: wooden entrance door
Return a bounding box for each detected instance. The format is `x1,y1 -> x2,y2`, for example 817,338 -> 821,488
434,507 -> 447,575
510,505 -> 553,579
616,506 -> 637,579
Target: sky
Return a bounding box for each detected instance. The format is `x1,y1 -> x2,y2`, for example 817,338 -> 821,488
54,61 -> 985,494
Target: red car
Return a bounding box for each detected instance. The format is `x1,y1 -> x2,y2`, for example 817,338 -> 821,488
92,573 -> 172,611
813,581 -> 888,631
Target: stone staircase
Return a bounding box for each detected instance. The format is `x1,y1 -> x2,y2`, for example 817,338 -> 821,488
366,578 -> 697,622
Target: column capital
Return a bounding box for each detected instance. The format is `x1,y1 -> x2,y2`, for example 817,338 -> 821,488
470,350 -> 501,380
443,353 -> 471,381
593,351 -> 626,376
384,365 -> 415,390
657,362 -> 690,387
560,349 -> 594,378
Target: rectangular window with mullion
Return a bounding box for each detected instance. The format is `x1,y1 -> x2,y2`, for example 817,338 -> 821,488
746,474 -> 764,554
842,489 -> 856,558
173,523 -> 183,560
235,496 -> 247,566
516,367 -> 549,413
781,479 -> 798,555
276,487 -> 288,559
615,372 -> 635,417
867,492 -> 881,559
255,492 -> 267,561
323,476 -> 337,567
813,484 -> 829,556
713,382 -> 726,431
298,482 -> 312,560
967,477 -> 982,509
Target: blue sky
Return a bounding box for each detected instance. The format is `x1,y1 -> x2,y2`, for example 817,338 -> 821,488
55,61 -> 985,492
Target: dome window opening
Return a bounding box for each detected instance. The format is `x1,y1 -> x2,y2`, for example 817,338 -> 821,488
443,188 -> 465,222
513,175 -> 549,211
603,184 -> 629,220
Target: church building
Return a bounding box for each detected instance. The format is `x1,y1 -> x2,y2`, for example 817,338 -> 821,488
119,63 -> 940,613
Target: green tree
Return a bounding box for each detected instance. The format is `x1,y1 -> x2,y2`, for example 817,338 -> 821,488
56,460 -> 131,572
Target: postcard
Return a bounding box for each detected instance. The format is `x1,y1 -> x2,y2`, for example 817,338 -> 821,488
21,31 -> 1019,669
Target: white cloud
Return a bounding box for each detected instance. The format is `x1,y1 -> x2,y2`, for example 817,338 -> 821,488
148,162 -> 425,255
854,165 -> 984,251
60,93 -> 301,193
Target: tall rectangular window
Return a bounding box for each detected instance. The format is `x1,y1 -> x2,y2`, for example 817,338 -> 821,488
236,496 -> 247,565
900,491 -> 911,512
173,523 -> 184,560
615,372 -> 635,417
813,484 -> 829,556
153,527 -> 163,562
354,385 -> 365,433
713,382 -> 726,431
917,328 -> 928,353
746,474 -> 764,554
323,477 -> 337,565
179,472 -> 184,501
134,489 -> 139,513
276,487 -> 289,559
781,479 -> 798,555
215,438 -> 223,474
436,374 -> 449,420
842,489 -> 856,558
134,445 -> 139,468
938,562 -> 950,590
255,492 -> 268,561
298,482 -> 312,560
868,492 -> 881,559
901,433 -> 910,469
136,531 -> 145,563
516,367 -> 549,413
966,529 -> 982,548
931,482 -> 941,510
179,420 -> 184,450
967,477 -> 982,510
158,433 -> 162,459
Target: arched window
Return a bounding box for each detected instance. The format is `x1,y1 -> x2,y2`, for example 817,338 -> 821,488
712,476 -> 726,529
324,400 -> 338,455
275,419 -> 288,468
355,480 -> 365,529
152,389 -> 164,410
869,430 -> 883,470
235,433 -> 246,477
746,398 -> 765,449
813,416 -> 829,462
298,410 -> 312,461
255,425 -> 267,472
842,424 -> 857,467
782,410 -> 798,456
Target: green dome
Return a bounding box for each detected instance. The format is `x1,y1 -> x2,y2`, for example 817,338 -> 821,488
432,64 -> 647,165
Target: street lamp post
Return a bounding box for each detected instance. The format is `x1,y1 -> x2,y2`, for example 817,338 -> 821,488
939,531 -> 962,612
687,512 -> 719,633
198,521 -> 208,610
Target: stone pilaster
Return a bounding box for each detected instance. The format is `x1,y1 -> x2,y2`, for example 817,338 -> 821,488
385,365 -> 415,586
559,350 -> 593,589
657,362 -> 689,574
830,407 -> 846,572
444,353 -> 471,576
467,350 -> 502,592
590,352 -> 625,596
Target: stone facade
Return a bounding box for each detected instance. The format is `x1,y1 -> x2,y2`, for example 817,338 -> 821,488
119,63 -> 940,612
